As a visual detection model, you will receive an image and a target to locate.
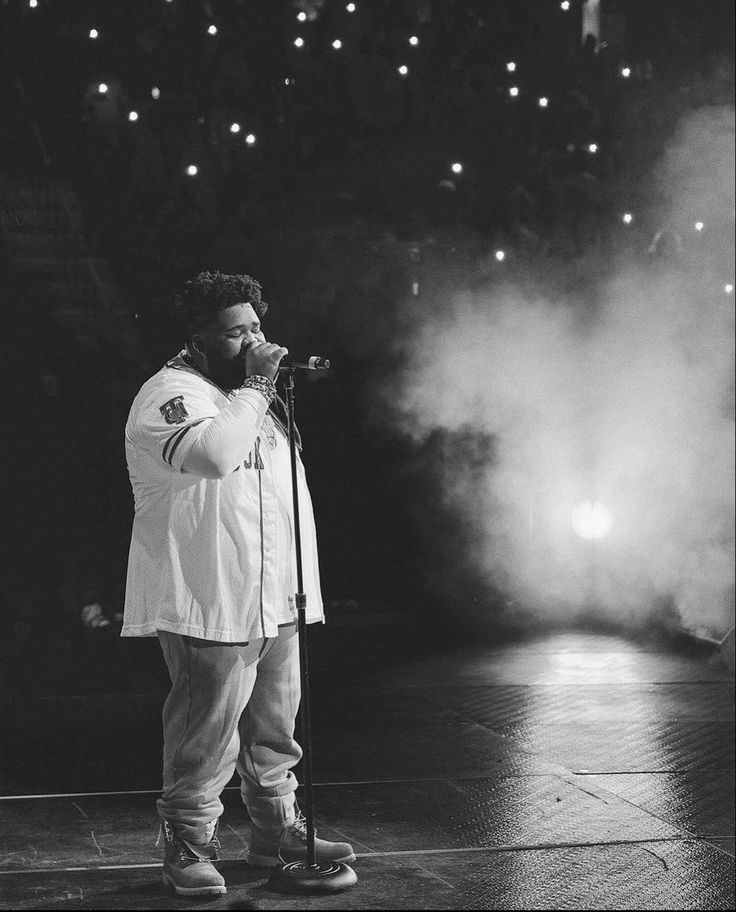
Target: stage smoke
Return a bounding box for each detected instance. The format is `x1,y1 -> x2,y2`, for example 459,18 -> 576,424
380,103 -> 735,639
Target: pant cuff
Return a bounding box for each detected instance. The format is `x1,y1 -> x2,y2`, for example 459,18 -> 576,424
245,793 -> 297,830
158,814 -> 218,845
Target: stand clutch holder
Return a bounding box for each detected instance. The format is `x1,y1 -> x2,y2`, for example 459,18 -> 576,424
268,368 -> 358,895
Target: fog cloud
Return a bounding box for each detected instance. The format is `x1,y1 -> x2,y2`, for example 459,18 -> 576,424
383,104 -> 735,638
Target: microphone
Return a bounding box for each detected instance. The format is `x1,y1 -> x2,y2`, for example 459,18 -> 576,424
278,355 -> 330,371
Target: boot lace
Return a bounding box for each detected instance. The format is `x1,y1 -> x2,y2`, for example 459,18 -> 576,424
286,811 -> 308,840
160,819 -> 221,859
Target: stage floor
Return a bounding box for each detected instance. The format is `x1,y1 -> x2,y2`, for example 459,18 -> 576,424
0,617 -> 733,910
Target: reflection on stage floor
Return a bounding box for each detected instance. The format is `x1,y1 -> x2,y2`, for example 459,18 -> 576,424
1,617 -> 733,910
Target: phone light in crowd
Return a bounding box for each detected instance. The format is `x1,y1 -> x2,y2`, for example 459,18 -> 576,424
297,11 -> 307,21
560,0 -> 570,9
725,283 -> 734,294
89,28 -> 99,39
495,249 -> 506,262
207,25 -> 218,36
230,122 -> 241,134
245,133 -> 257,146
346,2 -> 356,11
506,61 -> 517,72
572,501 -> 613,540
451,162 -> 463,175
128,110 -> 139,122
694,221 -> 704,232
98,83 -> 108,95
409,35 -> 419,46
186,164 -> 198,177
538,96 -> 549,108
588,143 -> 598,153
621,66 -> 631,78
332,39 -> 343,50
622,212 -> 634,224
294,36 -> 305,48
509,86 -> 520,98
398,65 -> 409,77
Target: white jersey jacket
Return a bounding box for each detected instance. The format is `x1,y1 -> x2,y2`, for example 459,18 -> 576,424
122,353 -> 324,642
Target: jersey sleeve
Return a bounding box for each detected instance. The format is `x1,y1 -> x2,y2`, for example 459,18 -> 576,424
130,371 -> 271,477
131,375 -> 220,473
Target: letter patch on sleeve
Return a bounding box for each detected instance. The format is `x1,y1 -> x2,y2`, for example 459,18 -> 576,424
160,396 -> 189,425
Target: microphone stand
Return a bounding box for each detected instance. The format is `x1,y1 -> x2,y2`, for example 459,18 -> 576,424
268,368 -> 357,895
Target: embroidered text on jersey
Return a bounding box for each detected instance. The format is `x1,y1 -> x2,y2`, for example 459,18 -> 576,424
160,396 -> 189,425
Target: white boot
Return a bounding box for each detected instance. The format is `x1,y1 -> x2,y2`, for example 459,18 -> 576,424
245,797 -> 355,868
160,819 -> 227,896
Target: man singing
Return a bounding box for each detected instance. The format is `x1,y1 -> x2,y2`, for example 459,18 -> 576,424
122,270 -> 354,896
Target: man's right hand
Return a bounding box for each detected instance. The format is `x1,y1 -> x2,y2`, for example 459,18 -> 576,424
245,341 -> 289,381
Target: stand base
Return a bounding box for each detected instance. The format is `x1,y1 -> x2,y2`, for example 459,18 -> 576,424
268,860 -> 358,895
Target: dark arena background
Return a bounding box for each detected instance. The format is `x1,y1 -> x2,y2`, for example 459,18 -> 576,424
0,1 -> 734,909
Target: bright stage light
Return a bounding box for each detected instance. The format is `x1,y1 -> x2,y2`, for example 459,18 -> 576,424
151,87 -> 161,100
207,25 -> 218,36
588,143 -> 598,153
509,86 -> 519,97
495,249 -> 506,262
98,83 -> 108,95
346,2 -> 356,11
506,61 -> 516,72
186,164 -> 198,176
409,35 -> 419,46
128,110 -> 139,122
725,283 -> 734,294
621,67 -> 631,78
294,36 -> 304,47
560,0 -> 570,10
572,501 -> 613,540
29,0 -> 38,8
694,221 -> 704,232
245,133 -> 257,145
297,11 -> 307,21
398,65 -> 409,76
538,96 -> 549,108
451,162 -> 463,174
89,28 -> 99,39
622,212 -> 633,224
332,39 -> 343,50
230,122 -> 241,133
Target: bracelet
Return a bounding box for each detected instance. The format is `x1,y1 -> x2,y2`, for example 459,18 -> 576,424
240,374 -> 277,405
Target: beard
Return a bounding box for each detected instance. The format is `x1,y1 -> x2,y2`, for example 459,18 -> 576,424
205,348 -> 248,391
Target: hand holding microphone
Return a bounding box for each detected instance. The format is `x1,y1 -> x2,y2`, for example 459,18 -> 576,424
245,341 -> 289,381
246,341 -> 331,381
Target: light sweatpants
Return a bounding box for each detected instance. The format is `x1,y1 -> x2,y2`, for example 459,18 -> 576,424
156,624 -> 302,844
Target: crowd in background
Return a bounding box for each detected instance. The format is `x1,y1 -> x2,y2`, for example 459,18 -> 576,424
0,0 -> 733,682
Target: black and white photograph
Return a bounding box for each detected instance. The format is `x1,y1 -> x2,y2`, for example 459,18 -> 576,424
0,0 -> 733,908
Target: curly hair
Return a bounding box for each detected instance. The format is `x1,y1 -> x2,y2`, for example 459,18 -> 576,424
175,270 -> 269,340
